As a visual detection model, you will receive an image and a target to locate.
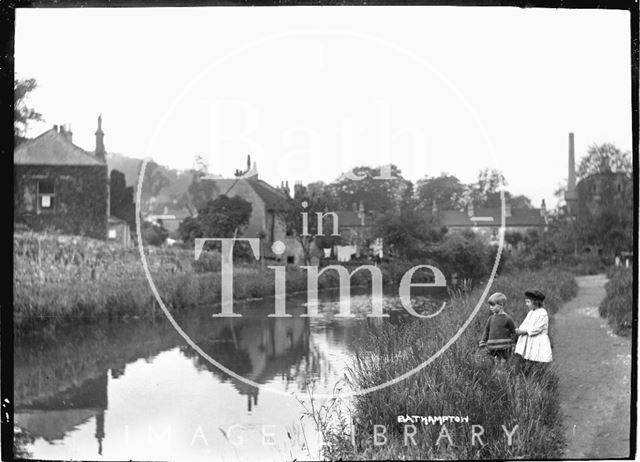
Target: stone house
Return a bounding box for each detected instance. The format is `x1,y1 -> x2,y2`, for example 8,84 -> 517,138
14,118 -> 109,240
201,156 -> 305,264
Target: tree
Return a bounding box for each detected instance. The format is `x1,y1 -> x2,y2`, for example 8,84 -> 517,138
509,194 -> 533,209
14,77 -> 43,145
466,169 -> 507,206
330,164 -> 412,213
110,170 -> 135,228
428,232 -> 490,283
187,171 -> 221,212
140,161 -> 170,211
578,143 -> 631,180
191,154 -> 209,174
415,173 -> 466,211
575,177 -> 633,255
283,183 -> 337,265
177,216 -> 203,245
373,208 -> 438,260
142,221 -> 169,247
196,195 -> 252,239
178,194 -> 253,257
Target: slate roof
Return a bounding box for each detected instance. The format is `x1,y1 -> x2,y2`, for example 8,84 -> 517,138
437,207 -> 546,228
14,128 -> 104,166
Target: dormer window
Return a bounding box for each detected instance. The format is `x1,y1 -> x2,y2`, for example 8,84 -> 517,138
37,179 -> 55,211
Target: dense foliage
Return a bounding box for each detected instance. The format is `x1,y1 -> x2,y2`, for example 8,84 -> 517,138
599,267 -> 633,336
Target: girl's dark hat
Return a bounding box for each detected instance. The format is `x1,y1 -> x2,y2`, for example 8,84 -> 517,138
524,290 -> 545,302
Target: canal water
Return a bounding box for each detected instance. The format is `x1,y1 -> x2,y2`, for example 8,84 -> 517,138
14,287 -> 448,461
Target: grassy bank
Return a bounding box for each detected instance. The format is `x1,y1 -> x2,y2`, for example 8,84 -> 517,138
314,269 -> 577,460
14,232 -> 413,334
599,267 -> 633,336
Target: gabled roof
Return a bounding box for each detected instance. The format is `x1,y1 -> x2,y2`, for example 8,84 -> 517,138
202,177 -> 289,210
14,129 -> 104,166
438,207 -> 546,228
247,179 -> 289,209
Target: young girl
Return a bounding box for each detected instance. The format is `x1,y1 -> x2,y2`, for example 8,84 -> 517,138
514,290 -> 552,374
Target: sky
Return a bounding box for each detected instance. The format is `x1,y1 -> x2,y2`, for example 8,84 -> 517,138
15,6 -> 633,208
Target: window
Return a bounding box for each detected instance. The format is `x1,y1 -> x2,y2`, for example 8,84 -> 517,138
108,229 -> 117,239
37,180 -> 54,211
287,256 -> 295,264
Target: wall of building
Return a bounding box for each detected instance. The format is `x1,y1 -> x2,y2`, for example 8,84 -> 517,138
15,165 -> 109,240
108,222 -> 131,247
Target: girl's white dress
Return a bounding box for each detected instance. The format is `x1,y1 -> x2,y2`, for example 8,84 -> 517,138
514,308 -> 552,362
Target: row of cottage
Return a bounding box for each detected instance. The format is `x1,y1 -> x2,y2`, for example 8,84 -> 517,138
14,117 -> 550,264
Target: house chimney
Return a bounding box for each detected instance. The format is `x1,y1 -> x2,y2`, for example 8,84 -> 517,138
246,155 -> 251,173
540,199 -> 547,216
59,124 -> 73,142
67,124 -> 73,142
95,114 -> 106,162
53,124 -> 58,132
467,202 -> 474,217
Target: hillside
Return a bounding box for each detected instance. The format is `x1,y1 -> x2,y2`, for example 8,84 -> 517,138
106,153 -> 221,212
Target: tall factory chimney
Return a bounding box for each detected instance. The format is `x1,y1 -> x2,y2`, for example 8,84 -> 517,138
564,132 -> 578,214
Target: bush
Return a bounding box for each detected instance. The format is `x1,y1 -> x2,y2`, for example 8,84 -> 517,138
599,267 -> 633,336
427,232 -> 490,283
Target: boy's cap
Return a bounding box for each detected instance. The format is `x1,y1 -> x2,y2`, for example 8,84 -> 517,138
488,292 -> 507,305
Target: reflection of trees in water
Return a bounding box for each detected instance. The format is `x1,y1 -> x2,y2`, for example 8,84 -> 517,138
15,318 -> 182,406
14,294 -> 393,434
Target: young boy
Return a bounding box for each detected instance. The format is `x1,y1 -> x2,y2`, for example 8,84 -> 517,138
479,292 -> 516,362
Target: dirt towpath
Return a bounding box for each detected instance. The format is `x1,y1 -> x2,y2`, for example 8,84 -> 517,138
554,274 -> 632,459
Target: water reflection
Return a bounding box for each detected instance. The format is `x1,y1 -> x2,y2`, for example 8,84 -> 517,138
15,374 -> 108,455
14,288 -> 448,460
